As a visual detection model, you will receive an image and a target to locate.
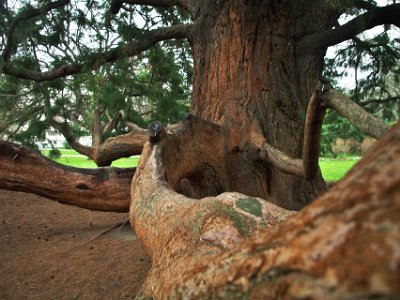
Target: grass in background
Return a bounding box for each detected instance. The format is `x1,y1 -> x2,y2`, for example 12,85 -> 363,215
319,158 -> 358,181
43,149 -> 139,168
43,149 -> 358,181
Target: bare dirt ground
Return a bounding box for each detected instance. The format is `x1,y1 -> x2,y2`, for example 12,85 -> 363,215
0,189 -> 151,300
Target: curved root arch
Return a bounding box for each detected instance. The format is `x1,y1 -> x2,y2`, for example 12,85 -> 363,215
131,119 -> 400,299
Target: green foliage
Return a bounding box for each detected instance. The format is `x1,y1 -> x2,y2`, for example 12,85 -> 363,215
320,109 -> 365,157
322,7 -> 400,156
0,0 -> 192,154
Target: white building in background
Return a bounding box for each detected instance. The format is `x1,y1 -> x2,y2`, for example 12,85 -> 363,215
36,130 -> 92,149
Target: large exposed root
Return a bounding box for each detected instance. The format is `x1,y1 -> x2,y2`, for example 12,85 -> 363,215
131,120 -> 400,299
0,141 -> 134,212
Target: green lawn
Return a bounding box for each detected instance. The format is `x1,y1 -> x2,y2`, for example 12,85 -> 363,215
319,158 -> 358,181
43,149 -> 139,168
43,149 -> 358,181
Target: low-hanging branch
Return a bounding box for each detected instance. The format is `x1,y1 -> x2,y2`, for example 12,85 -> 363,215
41,90 -> 93,159
93,129 -> 149,166
321,88 -> 389,139
297,3 -> 400,55
50,119 -> 93,158
2,23 -> 196,82
0,141 -> 133,212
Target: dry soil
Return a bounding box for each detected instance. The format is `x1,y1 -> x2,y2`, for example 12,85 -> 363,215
0,189 -> 151,300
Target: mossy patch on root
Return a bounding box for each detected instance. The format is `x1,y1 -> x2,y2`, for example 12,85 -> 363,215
236,197 -> 262,217
213,203 -> 255,237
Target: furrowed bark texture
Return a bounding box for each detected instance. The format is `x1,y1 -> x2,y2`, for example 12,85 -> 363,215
190,1 -> 339,209
131,120 -> 400,299
0,141 -> 133,212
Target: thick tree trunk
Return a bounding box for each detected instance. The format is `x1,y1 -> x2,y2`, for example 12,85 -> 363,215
131,120 -> 400,299
190,1 -> 338,209
0,141 -> 133,212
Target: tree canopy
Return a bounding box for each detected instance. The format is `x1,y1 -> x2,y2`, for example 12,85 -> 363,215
1,0 -> 192,163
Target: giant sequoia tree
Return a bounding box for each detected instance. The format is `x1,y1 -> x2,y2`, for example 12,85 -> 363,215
1,0 -> 400,298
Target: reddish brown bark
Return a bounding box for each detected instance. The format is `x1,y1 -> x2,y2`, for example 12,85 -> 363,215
189,1 -> 337,209
0,141 -> 133,212
131,119 -> 400,299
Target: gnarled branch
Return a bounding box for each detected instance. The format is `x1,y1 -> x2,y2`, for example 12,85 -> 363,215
49,119 -> 93,158
0,141 -> 133,212
94,130 -> 149,166
298,3 -> 400,54
2,23 -> 196,82
49,107 -> 149,167
321,88 -> 389,139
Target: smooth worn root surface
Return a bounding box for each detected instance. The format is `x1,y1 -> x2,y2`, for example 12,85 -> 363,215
0,190 -> 150,300
132,122 -> 400,299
